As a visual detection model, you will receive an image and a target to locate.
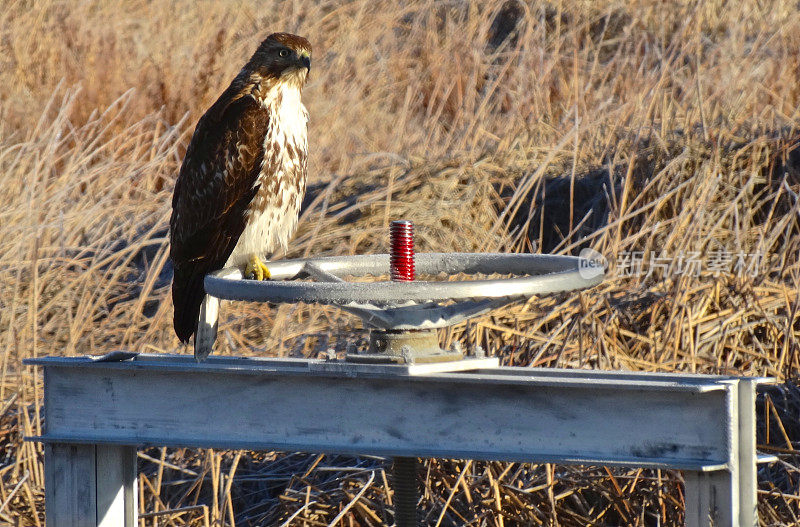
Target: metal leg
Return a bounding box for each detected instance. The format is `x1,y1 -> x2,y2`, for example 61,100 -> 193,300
45,443 -> 137,527
194,294 -> 219,361
96,445 -> 138,527
737,379 -> 758,527
684,470 -> 734,527
684,378 -> 757,527
45,444 -> 96,526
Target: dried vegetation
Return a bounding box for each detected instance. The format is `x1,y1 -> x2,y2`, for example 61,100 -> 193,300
1,0 -> 800,525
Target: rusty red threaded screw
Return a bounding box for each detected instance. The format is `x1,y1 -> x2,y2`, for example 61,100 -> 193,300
390,220 -> 415,282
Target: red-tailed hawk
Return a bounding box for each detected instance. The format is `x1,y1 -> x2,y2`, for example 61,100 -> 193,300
169,33 -> 311,353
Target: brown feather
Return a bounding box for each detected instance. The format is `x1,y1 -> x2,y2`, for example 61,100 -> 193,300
170,93 -> 269,342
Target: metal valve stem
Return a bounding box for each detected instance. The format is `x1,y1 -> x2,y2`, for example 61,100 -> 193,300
390,220 -> 420,527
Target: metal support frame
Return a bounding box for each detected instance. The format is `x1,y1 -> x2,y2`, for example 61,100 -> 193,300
44,443 -> 137,527
26,354 -> 772,526
683,378 -> 760,527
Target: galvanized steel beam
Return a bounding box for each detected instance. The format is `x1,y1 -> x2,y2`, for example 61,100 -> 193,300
26,354 -> 771,526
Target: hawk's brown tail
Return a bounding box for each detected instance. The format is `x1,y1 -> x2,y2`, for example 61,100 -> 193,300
172,265 -> 207,343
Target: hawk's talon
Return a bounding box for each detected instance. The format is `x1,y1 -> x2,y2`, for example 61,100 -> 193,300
245,255 -> 272,281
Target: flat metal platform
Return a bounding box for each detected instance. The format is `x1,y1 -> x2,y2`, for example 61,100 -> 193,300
25,354 -> 774,527
26,353 -> 765,470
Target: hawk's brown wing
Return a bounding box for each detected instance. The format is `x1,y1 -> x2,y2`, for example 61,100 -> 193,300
169,93 -> 269,343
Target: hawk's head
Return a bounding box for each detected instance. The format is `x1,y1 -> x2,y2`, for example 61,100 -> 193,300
246,33 -> 312,88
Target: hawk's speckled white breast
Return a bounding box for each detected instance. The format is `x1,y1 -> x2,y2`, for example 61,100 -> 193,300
225,81 -> 308,268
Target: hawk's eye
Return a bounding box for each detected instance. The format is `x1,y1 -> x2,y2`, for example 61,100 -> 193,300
279,49 -> 290,58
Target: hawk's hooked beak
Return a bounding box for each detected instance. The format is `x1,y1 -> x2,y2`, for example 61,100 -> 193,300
299,54 -> 311,72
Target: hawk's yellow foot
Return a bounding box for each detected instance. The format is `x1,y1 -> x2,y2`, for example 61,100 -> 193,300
245,255 -> 271,281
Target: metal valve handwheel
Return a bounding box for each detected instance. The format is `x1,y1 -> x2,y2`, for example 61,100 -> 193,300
199,248 -> 604,364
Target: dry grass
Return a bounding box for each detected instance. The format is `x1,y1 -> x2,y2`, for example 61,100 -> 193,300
2,0 -> 800,524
